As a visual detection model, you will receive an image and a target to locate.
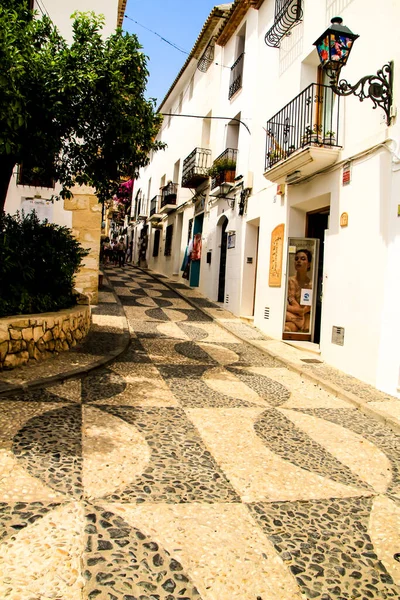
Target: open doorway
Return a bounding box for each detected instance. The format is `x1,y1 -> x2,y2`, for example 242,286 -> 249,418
306,207 -> 330,344
218,217 -> 228,302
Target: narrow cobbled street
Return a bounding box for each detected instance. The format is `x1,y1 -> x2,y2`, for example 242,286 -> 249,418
1,266 -> 400,600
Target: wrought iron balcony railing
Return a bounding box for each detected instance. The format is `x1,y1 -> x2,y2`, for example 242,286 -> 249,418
210,148 -> 238,190
181,147 -> 211,188
265,83 -> 340,170
265,0 -> 303,48
228,53 -> 244,100
160,182 -> 178,208
150,195 -> 161,217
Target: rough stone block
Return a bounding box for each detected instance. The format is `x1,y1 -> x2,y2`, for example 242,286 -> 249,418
55,340 -> 63,352
62,341 -> 70,351
53,326 -> 60,339
46,317 -> 55,329
74,329 -> 83,341
0,340 -> 9,362
43,330 -> 53,343
33,326 -> 44,342
10,340 -> 24,353
10,319 -> 30,328
10,329 -> 23,340
47,340 -> 56,351
22,327 -> 34,341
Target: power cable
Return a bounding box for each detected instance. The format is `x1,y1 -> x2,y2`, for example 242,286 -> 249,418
124,14 -> 190,55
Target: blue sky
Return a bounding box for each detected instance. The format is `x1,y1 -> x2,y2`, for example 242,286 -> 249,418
122,0 -> 221,105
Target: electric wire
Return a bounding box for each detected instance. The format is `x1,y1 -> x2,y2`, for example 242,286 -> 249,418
124,14 -> 190,55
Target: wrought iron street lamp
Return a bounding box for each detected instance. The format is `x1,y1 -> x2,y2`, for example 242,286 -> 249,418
314,17 -> 393,125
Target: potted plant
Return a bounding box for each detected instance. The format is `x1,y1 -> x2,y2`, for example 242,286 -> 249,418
268,149 -> 282,165
301,126 -> 322,146
208,158 -> 237,187
323,130 -> 336,144
208,158 -> 237,177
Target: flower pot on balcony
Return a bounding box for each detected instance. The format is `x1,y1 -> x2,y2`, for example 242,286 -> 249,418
323,132 -> 336,145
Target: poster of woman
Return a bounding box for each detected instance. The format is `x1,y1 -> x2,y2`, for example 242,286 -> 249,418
283,238 -> 319,339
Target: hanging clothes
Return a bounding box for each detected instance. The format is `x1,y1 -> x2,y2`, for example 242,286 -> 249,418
191,233 -> 202,261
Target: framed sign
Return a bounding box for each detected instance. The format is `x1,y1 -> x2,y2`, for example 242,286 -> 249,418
227,232 -> 236,249
282,237 -> 319,342
269,223 -> 284,287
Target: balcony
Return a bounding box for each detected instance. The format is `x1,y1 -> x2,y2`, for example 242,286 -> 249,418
181,147 -> 211,188
264,83 -> 341,184
209,148 -> 238,193
160,182 -> 178,214
229,53 -> 244,100
265,0 -> 303,48
149,195 -> 162,221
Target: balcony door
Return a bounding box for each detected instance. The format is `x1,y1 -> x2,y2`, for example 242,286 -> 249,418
314,66 -> 337,143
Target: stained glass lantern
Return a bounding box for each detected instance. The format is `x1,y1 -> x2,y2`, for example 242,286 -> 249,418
313,17 -> 359,80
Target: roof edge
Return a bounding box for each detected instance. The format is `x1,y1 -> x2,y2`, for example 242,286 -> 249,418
157,4 -> 232,111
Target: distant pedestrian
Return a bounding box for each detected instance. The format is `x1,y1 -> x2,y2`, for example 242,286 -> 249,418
126,240 -> 133,263
117,237 -> 126,267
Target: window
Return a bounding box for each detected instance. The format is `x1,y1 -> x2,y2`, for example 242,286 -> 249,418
153,229 -> 160,257
17,164 -> 55,189
189,76 -> 195,101
229,28 -> 245,100
173,159 -> 180,184
164,224 -> 173,256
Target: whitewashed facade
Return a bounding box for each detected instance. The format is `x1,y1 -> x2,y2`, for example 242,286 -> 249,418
134,0 -> 400,397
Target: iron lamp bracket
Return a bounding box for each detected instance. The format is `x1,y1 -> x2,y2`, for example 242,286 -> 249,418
329,62 -> 393,126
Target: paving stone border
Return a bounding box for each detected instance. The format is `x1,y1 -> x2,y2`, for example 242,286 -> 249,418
0,306 -> 91,371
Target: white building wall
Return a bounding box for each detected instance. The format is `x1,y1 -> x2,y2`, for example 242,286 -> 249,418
135,0 -> 400,396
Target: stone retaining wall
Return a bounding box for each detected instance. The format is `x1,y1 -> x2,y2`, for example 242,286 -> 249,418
0,306 -> 91,370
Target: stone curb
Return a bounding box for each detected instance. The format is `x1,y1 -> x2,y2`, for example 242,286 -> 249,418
0,286 -> 131,397
137,266 -> 400,435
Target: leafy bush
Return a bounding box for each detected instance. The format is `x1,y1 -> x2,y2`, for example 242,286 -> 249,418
0,211 -> 88,317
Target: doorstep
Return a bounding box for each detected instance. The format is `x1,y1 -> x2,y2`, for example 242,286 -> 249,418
284,340 -> 321,355
240,315 -> 254,325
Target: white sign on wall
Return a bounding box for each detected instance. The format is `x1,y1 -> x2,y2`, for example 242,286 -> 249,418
20,198 -> 54,222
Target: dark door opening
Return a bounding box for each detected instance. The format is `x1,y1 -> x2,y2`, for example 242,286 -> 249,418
306,207 -> 330,344
218,218 -> 228,302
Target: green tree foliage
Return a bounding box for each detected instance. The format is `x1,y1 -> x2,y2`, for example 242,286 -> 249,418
0,211 -> 89,317
0,1 -> 164,212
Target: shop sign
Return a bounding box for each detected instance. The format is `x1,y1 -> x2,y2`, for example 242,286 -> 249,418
342,162 -> 351,186
227,232 -> 236,249
269,224 -> 284,287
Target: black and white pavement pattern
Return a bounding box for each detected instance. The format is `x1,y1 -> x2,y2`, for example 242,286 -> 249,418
0,266 -> 399,600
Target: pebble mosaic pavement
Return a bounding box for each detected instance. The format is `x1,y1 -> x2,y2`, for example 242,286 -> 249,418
1,266 -> 400,600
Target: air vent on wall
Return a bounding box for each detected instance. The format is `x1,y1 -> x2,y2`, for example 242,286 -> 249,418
225,294 -> 229,304
332,326 -> 345,346
264,307 -> 270,319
